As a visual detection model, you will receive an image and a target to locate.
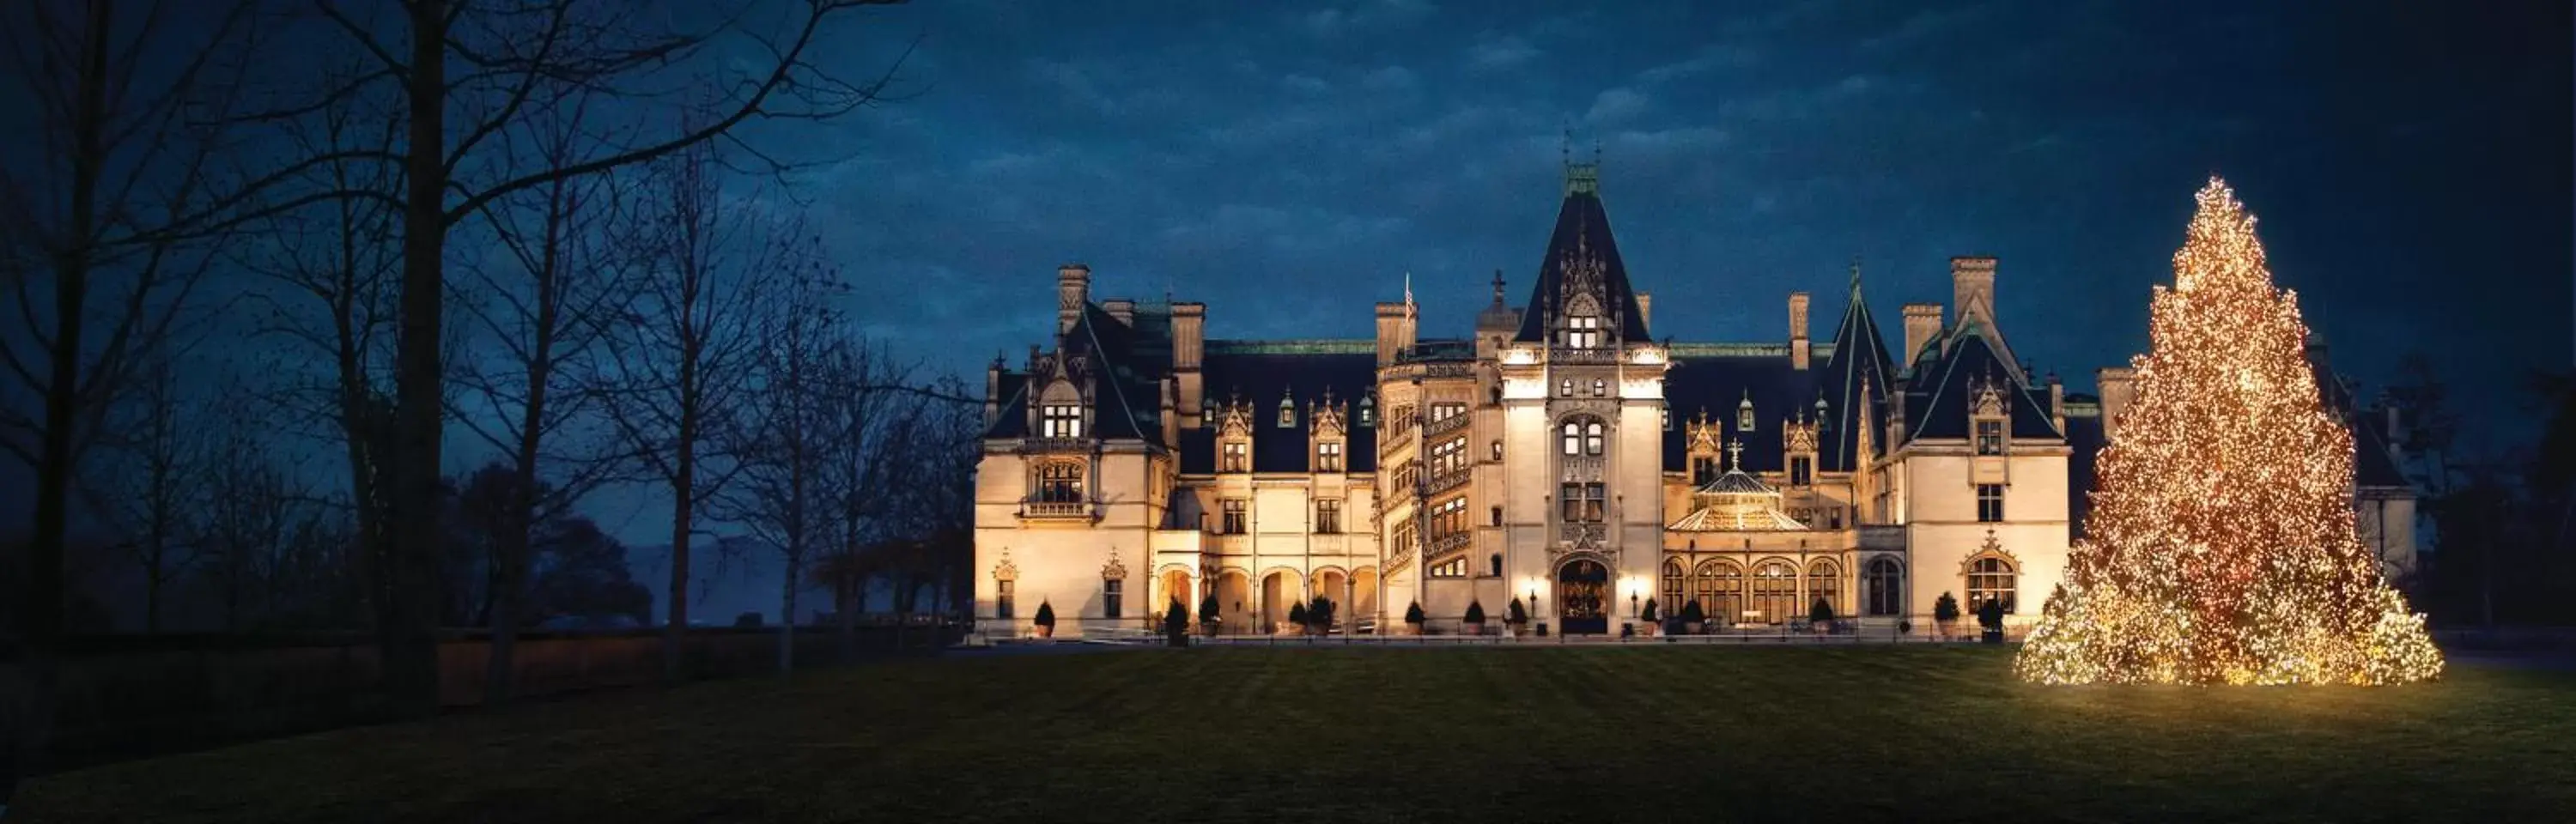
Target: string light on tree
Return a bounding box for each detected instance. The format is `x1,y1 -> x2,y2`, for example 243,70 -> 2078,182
2014,178 -> 2444,686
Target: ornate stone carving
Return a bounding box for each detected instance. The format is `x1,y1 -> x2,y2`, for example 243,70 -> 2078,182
1971,373 -> 2007,419
1102,550 -> 1127,581
1784,419 -> 1819,455
993,548 -> 1018,583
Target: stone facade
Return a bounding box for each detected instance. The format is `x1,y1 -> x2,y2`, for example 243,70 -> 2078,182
972,165 -> 2418,637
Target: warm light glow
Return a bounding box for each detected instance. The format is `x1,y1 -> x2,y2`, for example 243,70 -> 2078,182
2014,178 -> 2443,686
1501,347 -> 1540,366
1631,346 -> 1668,366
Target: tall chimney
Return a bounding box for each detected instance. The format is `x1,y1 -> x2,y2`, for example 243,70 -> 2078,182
1373,302 -> 1414,367
984,354 -> 1003,429
1172,302 -> 1206,426
1788,292 -> 1812,371
2046,371 -> 2064,430
1951,257 -> 1997,326
1901,303 -> 1943,368
2097,367 -> 2136,440
1057,264 -> 1091,334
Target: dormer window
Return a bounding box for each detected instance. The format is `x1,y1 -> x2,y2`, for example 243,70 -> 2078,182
1737,398 -> 1755,432
1316,441 -> 1343,473
1201,397 -> 1216,423
1975,419 -> 2005,455
1565,315 -> 1601,348
1042,404 -> 1084,439
1221,441 -> 1248,473
1358,396 -> 1376,427
1277,397 -> 1296,428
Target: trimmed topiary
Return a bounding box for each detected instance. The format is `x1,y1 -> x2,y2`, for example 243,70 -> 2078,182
1405,601 -> 1426,625
1678,599 -> 1705,625
1034,601 -> 1055,628
1810,597 -> 1836,625
1287,601 -> 1309,628
1640,598 -> 1660,623
1506,597 -> 1528,624
1934,591 -> 1961,624
1463,601 -> 1486,624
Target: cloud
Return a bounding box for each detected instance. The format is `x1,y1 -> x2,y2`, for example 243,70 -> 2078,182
1358,65 -> 1419,93
1283,74 -> 1332,95
1300,0 -> 1435,37
1638,44 -> 1759,83
1467,34 -> 1540,70
1586,88 -> 1650,124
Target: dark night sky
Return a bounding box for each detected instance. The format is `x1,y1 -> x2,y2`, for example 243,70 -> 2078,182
7,1 -> 2572,591
801,0 -> 2568,459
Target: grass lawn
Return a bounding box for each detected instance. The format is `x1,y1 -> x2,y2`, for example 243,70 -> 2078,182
18,645 -> 2576,823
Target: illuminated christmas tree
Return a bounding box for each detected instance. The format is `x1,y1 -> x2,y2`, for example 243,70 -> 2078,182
2016,178 -> 2444,686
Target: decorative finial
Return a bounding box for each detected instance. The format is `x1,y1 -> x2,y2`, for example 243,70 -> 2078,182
1492,269 -> 1506,303
1849,256 -> 1863,296
1726,438 -> 1744,471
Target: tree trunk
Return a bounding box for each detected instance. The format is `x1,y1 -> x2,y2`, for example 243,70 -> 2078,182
835,564 -> 859,663
663,424 -> 696,682
778,554 -> 799,675
381,0 -> 451,720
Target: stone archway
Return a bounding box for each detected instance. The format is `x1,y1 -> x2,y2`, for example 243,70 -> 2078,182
1350,567 -> 1380,628
1555,557 -> 1612,635
1213,569 -> 1252,634
1309,568 -> 1348,633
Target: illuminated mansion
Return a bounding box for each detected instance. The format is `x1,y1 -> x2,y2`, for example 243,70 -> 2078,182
972,162 -> 2417,636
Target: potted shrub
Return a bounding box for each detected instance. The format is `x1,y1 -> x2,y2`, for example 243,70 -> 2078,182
1404,601 -> 1426,636
1164,597 -> 1190,647
1933,591 -> 1960,639
1638,598 -> 1660,637
1463,600 -> 1487,635
1308,597 -> 1335,637
1898,618 -> 1913,640
1285,601 -> 1309,634
1505,597 -> 1528,637
1199,593 -> 1221,636
1033,601 -> 1056,639
1678,599 -> 1706,635
1809,598 -> 1836,634
1977,598 -> 2006,644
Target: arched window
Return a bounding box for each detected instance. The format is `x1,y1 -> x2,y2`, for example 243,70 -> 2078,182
1695,560 -> 1741,624
1752,560 -> 1798,624
1561,422 -> 1581,456
1864,557 -> 1903,616
1489,553 -> 1504,577
1358,395 -> 1375,427
1661,560 -> 1685,615
1584,421 -> 1605,456
1806,560 -> 1841,618
1968,556 -> 2017,614
1590,378 -> 1607,397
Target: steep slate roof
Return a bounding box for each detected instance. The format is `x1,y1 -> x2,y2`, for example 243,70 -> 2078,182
1661,348 -> 1825,476
2063,404 -> 2106,541
1900,320 -> 2061,443
985,373 -> 1031,438
1819,281 -> 1897,470
982,301 -> 1170,443
1186,341 -> 1380,474
1512,185 -> 1653,344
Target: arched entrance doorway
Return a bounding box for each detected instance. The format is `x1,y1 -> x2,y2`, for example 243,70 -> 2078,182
1556,558 -> 1611,635
1213,570 -> 1252,634
1158,568 -> 1192,619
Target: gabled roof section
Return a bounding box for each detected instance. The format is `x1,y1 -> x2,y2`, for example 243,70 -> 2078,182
1513,181 -> 1652,344
1820,276 -> 1896,470
1187,349 -> 1379,474
1057,302 -> 1165,443
1903,326 -> 2061,442
983,373 -> 1030,439
1662,350 -> 1821,475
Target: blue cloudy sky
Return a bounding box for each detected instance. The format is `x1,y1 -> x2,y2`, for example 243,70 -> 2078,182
782,0 -> 2566,451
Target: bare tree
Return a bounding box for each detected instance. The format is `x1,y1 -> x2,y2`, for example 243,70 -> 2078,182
0,0 -> 267,798
254,0 -> 911,716
814,333 -> 916,657
597,143 -> 791,680
449,94 -> 638,705
77,352 -> 207,633
708,252 -> 847,675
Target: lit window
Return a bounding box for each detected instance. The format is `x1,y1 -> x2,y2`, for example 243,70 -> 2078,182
1968,556 -> 2016,613
1036,462 -> 1084,503
1042,404 -> 1083,438
1661,560 -> 1686,617
1565,315 -> 1601,348
1585,422 -> 1605,456
1560,379 -> 1574,397
1559,482 -> 1605,523
1977,484 -> 2004,523
1103,579 -> 1123,619
1315,499 -> 1342,534
1806,561 -> 1840,619
1317,441 -> 1343,473
1561,423 -> 1581,456
1358,397 -> 1376,427
1431,403 -> 1465,422
1976,419 -> 2004,455
1221,441 -> 1248,473
1590,379 -> 1607,397
1752,560 -> 1797,624
1278,397 -> 1296,428
1221,499 -> 1247,534
1430,557 -> 1469,578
